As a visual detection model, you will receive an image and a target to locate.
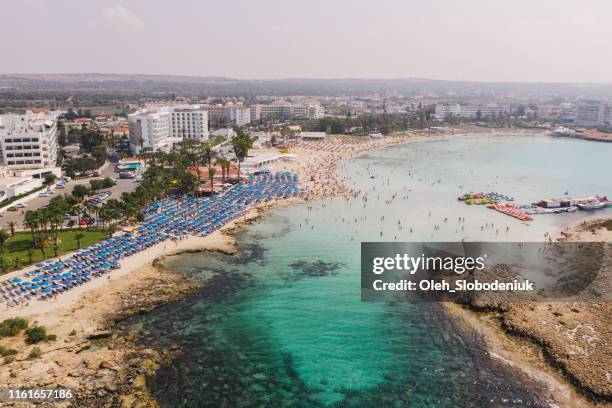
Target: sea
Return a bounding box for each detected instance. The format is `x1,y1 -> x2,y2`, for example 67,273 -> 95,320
117,134 -> 612,407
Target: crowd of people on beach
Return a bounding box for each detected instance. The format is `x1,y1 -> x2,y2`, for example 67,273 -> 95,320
0,173 -> 300,309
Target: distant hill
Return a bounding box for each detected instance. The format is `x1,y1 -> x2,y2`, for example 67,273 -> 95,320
1,73 -> 611,98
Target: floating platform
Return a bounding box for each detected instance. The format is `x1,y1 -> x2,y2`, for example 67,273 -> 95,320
487,204 -> 533,221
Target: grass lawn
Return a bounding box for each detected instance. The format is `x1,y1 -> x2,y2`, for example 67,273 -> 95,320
0,229 -> 108,274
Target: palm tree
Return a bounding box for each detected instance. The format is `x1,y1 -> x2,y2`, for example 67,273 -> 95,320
26,249 -> 34,264
7,222 -> 16,237
74,232 -> 85,250
208,167 -> 216,194
0,230 -> 9,255
24,211 -> 39,243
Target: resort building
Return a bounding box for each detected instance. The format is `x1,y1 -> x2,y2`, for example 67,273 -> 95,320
171,105 -> 209,141
241,152 -> 283,172
250,102 -> 324,122
129,109 -> 177,154
0,110 -> 60,170
575,101 -> 612,128
434,104 -> 512,119
129,105 -> 209,153
203,104 -> 251,127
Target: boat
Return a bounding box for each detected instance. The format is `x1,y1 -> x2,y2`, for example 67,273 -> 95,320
577,202 -> 606,210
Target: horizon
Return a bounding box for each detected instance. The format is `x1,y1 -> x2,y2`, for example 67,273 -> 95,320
3,72 -> 612,86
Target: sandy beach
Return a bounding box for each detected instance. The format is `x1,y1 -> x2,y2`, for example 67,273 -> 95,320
1,128 -> 609,406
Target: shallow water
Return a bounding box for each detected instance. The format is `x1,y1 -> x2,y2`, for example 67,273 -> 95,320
118,135 -> 611,407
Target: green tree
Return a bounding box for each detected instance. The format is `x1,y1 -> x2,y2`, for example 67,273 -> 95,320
72,184 -> 90,200
44,173 -> 57,185
231,134 -> 252,175
0,230 -> 10,255
7,222 -> 16,237
74,232 -> 85,250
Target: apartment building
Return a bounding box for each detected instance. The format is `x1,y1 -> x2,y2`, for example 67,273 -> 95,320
0,110 -> 59,170
129,105 -> 209,153
250,103 -> 324,122
575,101 -> 612,127
434,104 -> 512,119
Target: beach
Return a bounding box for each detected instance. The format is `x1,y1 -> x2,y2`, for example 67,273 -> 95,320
0,129 -> 610,406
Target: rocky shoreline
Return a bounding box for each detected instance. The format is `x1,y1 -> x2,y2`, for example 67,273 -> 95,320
447,223 -> 612,405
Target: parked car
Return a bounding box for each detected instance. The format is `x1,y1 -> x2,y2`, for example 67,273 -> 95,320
16,203 -> 27,208
39,192 -> 49,197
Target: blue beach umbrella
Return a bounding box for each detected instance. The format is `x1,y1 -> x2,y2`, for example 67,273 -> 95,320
41,288 -> 51,293
11,277 -> 22,283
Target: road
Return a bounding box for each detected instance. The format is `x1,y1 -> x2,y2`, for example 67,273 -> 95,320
0,161 -> 140,231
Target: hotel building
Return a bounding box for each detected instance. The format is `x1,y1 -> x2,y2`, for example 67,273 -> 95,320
434,104 -> 512,119
129,105 -> 209,153
0,110 -> 59,170
171,105 -> 209,141
575,101 -> 612,128
250,103 -> 324,122
203,105 -> 251,127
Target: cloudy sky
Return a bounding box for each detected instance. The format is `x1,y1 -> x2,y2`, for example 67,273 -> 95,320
1,0 -> 610,82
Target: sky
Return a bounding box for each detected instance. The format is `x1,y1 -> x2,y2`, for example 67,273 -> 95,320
0,0 -> 610,82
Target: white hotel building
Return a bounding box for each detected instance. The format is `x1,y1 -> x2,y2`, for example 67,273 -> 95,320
250,103 -> 324,122
434,104 -> 512,119
128,105 -> 209,153
204,105 -> 251,127
575,101 -> 612,128
0,110 -> 60,170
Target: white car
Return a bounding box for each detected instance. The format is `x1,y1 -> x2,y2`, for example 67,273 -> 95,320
39,192 -> 49,197
16,203 -> 27,208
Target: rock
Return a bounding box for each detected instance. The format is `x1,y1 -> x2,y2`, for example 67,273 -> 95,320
99,360 -> 114,369
87,331 -> 112,340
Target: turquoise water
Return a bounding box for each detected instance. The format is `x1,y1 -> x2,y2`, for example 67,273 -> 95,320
119,135 -> 611,407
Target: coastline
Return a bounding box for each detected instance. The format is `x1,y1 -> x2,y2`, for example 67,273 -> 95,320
444,217 -> 612,406
0,129 -> 609,406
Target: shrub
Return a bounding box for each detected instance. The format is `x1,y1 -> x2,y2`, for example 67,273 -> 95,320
0,318 -> 28,338
28,346 -> 42,359
3,355 -> 15,364
25,326 -> 54,344
0,346 -> 18,357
